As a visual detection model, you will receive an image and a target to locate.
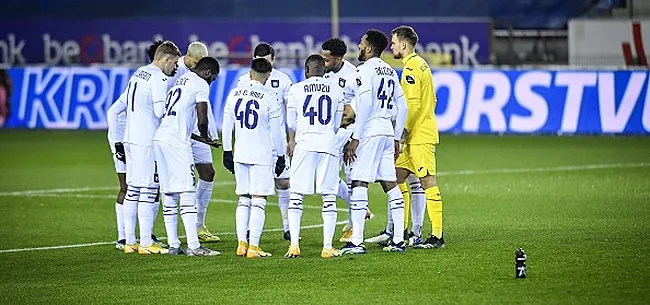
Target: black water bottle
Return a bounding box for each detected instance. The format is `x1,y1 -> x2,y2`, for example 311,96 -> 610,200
515,248 -> 527,279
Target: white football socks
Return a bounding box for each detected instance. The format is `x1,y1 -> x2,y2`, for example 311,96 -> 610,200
137,187 -> 157,247
277,189 -> 290,232
115,202 -> 125,241
236,196 -> 252,243
152,196 -> 160,233
387,186 -> 405,244
248,197 -> 267,247
124,186 -> 139,245
322,194 -> 337,249
180,192 -> 200,250
350,186 -> 368,246
162,193 -> 180,248
337,179 -> 352,232
195,179 -> 213,228
409,176 -> 425,237
386,205 -> 395,235
288,192 -> 303,247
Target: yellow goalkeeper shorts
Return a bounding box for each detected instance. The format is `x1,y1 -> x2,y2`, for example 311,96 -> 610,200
395,143 -> 437,178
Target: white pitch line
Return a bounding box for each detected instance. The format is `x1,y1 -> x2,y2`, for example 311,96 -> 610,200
1,162 -> 648,198
0,186 -> 117,196
1,162 -> 646,254
0,220 -> 348,254
0,192 -> 349,212
436,162 -> 650,176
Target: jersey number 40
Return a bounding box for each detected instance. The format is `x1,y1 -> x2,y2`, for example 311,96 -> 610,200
303,94 -> 332,125
235,98 -> 259,129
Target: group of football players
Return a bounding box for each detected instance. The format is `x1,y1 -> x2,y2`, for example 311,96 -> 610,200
106,25 -> 445,258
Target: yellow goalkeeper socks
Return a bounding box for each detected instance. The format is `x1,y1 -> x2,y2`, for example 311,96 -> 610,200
399,183 -> 410,230
425,186 -> 443,238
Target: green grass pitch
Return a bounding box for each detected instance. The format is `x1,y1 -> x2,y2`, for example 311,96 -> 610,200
0,131 -> 649,304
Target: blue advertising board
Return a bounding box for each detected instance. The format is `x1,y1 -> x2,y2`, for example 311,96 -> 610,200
0,19 -> 489,66
3,67 -> 649,134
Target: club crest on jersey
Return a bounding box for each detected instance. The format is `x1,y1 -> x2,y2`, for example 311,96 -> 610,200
338,78 -> 346,88
271,79 -> 279,88
406,75 -> 415,84
356,78 -> 362,86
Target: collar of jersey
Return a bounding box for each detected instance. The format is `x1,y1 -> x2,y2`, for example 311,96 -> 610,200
179,56 -> 189,70
402,53 -> 418,65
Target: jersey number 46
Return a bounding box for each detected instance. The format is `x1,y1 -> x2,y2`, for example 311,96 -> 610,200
235,98 -> 259,129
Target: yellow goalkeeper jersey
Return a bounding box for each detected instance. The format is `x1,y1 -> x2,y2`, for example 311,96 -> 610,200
401,53 -> 439,145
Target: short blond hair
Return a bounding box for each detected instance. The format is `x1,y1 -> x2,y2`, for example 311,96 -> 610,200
187,42 -> 208,59
154,41 -> 181,60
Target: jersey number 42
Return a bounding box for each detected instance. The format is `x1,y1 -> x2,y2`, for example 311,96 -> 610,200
377,78 -> 395,109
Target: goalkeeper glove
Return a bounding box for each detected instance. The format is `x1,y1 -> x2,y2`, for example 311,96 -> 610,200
114,142 -> 126,164
275,155 -> 286,177
222,151 -> 234,174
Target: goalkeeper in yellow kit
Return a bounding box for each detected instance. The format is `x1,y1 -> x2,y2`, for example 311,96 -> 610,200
389,25 -> 444,248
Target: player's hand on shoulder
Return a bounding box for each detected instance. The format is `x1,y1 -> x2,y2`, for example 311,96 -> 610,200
275,155 -> 286,176
114,142 -> 126,164
222,151 -> 234,174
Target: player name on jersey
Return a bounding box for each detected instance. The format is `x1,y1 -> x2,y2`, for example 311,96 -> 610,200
233,88 -> 265,100
174,77 -> 189,86
374,66 -> 395,76
303,83 -> 330,93
134,70 -> 152,81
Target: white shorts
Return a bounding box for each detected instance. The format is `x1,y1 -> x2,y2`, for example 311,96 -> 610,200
124,143 -> 158,188
350,136 -> 397,183
235,162 -> 275,196
154,141 -> 196,193
110,144 -> 126,174
275,154 -> 290,180
289,148 -> 339,195
191,139 -> 213,165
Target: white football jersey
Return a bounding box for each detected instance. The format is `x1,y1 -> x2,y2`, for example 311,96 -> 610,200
222,80 -> 283,166
154,72 -> 210,148
237,68 -> 293,102
106,94 -> 127,144
287,77 -> 344,155
167,56 -> 190,90
122,64 -> 168,146
324,60 -> 358,105
167,57 -> 218,139
353,58 -> 406,139
237,68 -> 292,155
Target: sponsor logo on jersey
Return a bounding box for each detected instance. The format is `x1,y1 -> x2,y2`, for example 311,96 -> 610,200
406,75 -> 415,84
